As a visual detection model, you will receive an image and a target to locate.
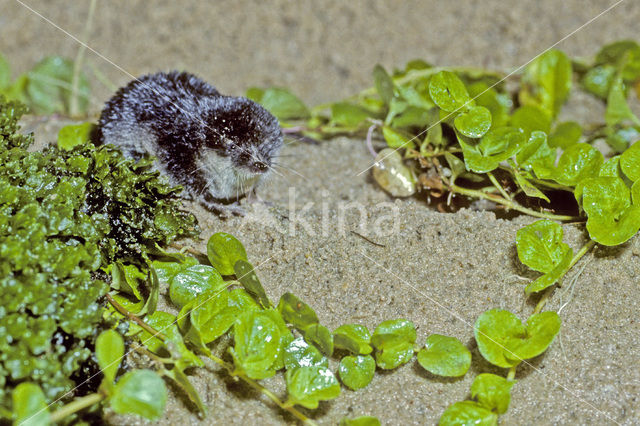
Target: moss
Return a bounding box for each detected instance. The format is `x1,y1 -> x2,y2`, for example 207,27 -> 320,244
0,96 -> 198,417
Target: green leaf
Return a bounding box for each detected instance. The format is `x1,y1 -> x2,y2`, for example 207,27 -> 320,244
178,287 -> 229,347
26,56 -> 90,115
605,77 -> 640,127
382,126 -> 415,148
599,155 -> 622,178
391,106 -> 431,128
338,354 -> 376,390
439,401 -> 498,426
510,105 -> 551,137
581,65 -> 616,99
516,130 -> 555,172
373,64 -> 395,105
13,383 -> 50,426
333,324 -> 373,355
520,49 -> 572,118
284,337 -> 328,370
278,292 -> 319,329
505,311 -> 561,363
230,310 -> 282,379
620,141 -> 640,182
181,288 -> 260,345
524,249 -> 572,294
467,82 -> 510,128
246,87 -> 309,120
549,121 -> 581,149
151,255 -> 199,283
534,143 -> 603,186
474,309 -> 561,368
459,127 -> 526,173
595,40 -> 640,81
516,220 -> 573,293
340,416 -> 381,426
163,367 -> 206,415
581,177 -> 640,245
513,170 -> 550,203
302,323 -> 334,357
416,334 -> 471,377
234,259 -> 271,308
169,264 -> 225,309
110,370 -> 167,420
470,373 -> 515,415
136,311 -> 204,370
516,220 -> 572,274
396,84 -> 434,110
58,122 -> 93,151
632,180 -> 640,205
330,102 -> 371,128
96,329 -> 124,385
371,319 -> 416,369
109,262 -> 146,300
206,232 -> 248,275
285,366 -> 341,409
454,106 -> 492,138
429,71 -> 471,112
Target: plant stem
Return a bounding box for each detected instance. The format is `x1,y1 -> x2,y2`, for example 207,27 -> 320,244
533,239 -> 596,314
203,352 -> 316,425
49,392 -> 104,423
449,183 -> 580,221
108,297 -> 314,425
106,293 -> 169,341
487,172 -> 510,200
169,242 -> 206,258
507,366 -> 517,381
70,0 -> 97,117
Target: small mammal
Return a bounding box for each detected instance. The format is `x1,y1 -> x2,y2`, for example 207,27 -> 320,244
98,71 -> 283,215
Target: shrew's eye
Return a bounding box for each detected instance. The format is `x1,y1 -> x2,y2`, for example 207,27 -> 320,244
238,151 -> 251,164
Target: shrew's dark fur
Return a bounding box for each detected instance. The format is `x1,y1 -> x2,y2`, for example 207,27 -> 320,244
98,71 -> 283,214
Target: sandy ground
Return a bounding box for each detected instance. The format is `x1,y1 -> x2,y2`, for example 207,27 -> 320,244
3,1 -> 640,425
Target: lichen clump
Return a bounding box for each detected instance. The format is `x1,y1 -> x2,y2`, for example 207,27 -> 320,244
0,96 -> 198,416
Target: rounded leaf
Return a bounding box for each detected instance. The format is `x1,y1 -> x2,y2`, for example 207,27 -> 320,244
516,220 -> 572,274
429,71 -> 471,112
439,401 -> 498,426
110,369 -> 167,420
13,383 -> 50,426
371,319 -> 416,370
284,337 -> 328,370
582,177 -> 640,245
278,292 -> 319,329
333,324 -> 372,355
340,416 -> 381,426
285,366 -> 341,409
416,334 -> 471,377
470,373 -> 515,415
96,329 -> 125,384
338,355 -> 376,390
620,141 -> 640,182
507,311 -> 561,362
474,309 -> 525,368
206,232 -> 247,275
169,264 -> 224,309
454,106 -> 492,138
230,311 -> 282,379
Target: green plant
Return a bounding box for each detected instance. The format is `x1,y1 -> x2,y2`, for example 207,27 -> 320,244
6,40 -> 640,425
245,40 -> 639,423
0,96 -> 197,423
